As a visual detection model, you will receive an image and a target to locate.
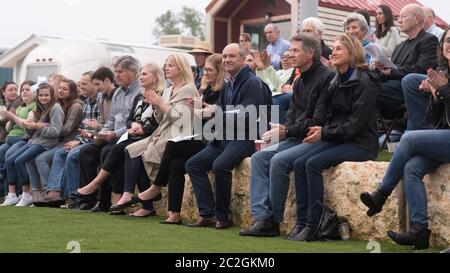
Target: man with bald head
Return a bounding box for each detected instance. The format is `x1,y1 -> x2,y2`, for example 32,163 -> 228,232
374,3 -> 438,131
186,43 -> 268,230
265,23 -> 291,70
423,7 -> 444,40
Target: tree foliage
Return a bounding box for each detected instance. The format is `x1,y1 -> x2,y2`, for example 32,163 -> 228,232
153,6 -> 205,40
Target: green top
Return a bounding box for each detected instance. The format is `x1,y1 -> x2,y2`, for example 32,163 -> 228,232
8,102 -> 36,137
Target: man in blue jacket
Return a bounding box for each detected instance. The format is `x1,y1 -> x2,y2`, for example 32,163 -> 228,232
186,43 -> 267,229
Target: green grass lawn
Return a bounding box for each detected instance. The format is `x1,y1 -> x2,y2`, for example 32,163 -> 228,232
377,150 -> 393,162
0,207 -> 439,253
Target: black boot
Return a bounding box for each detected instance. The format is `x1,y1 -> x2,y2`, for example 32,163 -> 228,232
239,218 -> 280,237
387,223 -> 430,250
360,186 -> 390,217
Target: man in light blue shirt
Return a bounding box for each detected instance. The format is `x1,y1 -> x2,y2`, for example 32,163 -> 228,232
423,7 -> 444,40
75,55 -> 141,212
265,23 -> 291,71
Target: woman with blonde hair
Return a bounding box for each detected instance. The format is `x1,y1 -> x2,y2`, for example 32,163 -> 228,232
111,54 -> 199,216
278,34 -> 379,241
112,54 -> 224,222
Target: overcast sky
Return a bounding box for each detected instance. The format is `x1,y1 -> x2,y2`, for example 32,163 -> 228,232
0,0 -> 448,48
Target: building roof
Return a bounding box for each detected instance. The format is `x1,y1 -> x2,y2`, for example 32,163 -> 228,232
206,0 -> 448,27
319,0 -> 447,27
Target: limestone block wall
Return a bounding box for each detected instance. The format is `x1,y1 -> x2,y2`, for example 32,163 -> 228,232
154,159 -> 450,247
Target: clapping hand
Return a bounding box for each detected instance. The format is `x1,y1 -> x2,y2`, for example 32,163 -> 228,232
251,50 -> 265,70
427,69 -> 448,90
143,89 -> 164,107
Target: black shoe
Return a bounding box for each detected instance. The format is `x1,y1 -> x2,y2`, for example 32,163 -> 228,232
289,226 -> 317,241
90,201 -> 111,213
387,223 -> 430,250
110,210 -> 127,216
239,219 -> 280,237
187,217 -> 217,228
360,186 -> 390,217
74,191 -> 98,204
33,197 -> 66,208
110,193 -> 162,212
287,224 -> 305,240
67,198 -> 81,209
77,200 -> 97,210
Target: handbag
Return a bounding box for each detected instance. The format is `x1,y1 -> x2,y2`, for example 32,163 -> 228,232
314,202 -> 347,241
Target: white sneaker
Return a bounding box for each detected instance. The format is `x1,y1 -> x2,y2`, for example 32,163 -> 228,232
1,193 -> 20,206
15,192 -> 33,207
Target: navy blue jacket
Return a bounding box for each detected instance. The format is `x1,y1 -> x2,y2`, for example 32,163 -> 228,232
217,65 -> 269,140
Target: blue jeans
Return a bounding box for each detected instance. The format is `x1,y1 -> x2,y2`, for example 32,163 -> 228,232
293,142 -> 374,227
30,147 -> 59,191
250,138 -> 302,221
186,140 -> 255,221
402,74 -> 432,130
31,147 -> 60,191
4,140 -> 27,193
47,143 -> 86,197
379,130 -> 450,227
0,137 -> 24,194
6,143 -> 47,187
272,93 -> 293,124
0,136 -> 23,179
269,140 -> 329,224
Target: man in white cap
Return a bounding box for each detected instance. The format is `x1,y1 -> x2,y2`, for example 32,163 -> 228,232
189,41 -> 213,90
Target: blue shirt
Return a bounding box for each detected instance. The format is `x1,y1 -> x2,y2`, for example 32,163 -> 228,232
102,78 -> 141,138
362,39 -> 373,64
266,37 -> 291,71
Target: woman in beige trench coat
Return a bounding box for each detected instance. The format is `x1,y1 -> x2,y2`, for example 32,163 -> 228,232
113,54 -> 199,216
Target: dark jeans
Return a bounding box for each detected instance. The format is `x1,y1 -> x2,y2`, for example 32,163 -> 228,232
378,80 -> 404,109
102,139 -> 137,194
154,140 -> 205,212
123,151 -> 154,211
185,140 -> 255,221
293,142 -> 374,227
79,142 -> 115,204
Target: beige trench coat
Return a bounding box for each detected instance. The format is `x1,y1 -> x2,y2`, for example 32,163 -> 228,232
126,84 -> 199,179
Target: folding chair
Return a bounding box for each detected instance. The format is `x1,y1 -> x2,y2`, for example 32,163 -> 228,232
378,104 -> 407,152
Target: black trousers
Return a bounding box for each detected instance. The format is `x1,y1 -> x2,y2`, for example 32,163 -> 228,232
78,142 -> 115,205
102,139 -> 137,194
123,151 -> 154,211
153,140 -> 205,212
